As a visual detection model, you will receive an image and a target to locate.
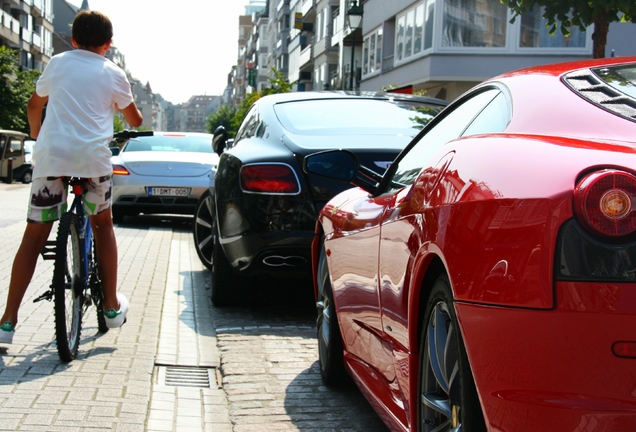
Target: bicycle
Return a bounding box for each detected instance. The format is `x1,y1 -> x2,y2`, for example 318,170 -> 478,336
33,129 -> 153,362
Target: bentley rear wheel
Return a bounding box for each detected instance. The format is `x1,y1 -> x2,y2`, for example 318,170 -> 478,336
193,190 -> 214,269
210,209 -> 236,306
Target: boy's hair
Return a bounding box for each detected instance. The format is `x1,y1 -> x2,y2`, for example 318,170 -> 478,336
72,10 -> 113,48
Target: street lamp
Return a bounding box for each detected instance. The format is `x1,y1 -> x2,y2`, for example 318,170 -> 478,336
346,0 -> 363,91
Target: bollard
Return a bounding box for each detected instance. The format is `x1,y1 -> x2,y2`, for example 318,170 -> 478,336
6,158 -> 13,184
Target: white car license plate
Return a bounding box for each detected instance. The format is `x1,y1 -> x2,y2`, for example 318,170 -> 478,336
148,187 -> 189,197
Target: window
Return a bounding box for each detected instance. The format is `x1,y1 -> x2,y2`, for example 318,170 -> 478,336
235,106 -> 259,142
273,99 -> 444,141
461,92 -> 510,136
424,1 -> 434,50
405,9 -> 414,58
413,4 -> 424,55
442,0 -> 507,48
438,0 -> 588,52
519,5 -> 586,48
395,0 -> 435,65
0,136 -> 24,160
317,8 -> 324,41
389,89 -> 501,188
396,15 -> 405,62
362,27 -> 383,77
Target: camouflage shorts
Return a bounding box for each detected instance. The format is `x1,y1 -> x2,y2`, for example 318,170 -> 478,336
27,176 -> 112,223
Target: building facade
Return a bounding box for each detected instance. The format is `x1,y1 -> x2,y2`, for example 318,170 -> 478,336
178,95 -> 222,133
358,0 -> 636,100
234,0 -> 636,103
1,0 -> 54,72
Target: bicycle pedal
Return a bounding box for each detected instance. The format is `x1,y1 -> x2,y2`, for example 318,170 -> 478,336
33,289 -> 54,303
40,241 -> 57,260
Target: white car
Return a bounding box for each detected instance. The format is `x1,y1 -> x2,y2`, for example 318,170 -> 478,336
111,131 -> 219,222
24,140 -> 35,164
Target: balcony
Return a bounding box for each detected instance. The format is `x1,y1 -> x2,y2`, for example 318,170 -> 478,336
301,0 -> 315,17
31,0 -> 42,17
21,27 -> 31,44
299,43 -> 313,69
276,0 -> 289,13
33,48 -> 51,64
0,11 -> 20,45
12,0 -> 29,14
30,31 -> 41,54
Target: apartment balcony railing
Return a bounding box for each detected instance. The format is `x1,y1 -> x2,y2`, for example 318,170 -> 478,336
30,0 -> 42,17
32,31 -> 40,47
299,42 -> 313,69
301,0 -> 315,17
0,10 -> 21,45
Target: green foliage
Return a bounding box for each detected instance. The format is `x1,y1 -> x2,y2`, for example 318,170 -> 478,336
207,104 -> 238,136
501,0 -> 636,58
113,115 -> 126,133
207,68 -> 295,138
114,115 -> 151,133
410,105 -> 444,129
0,46 -> 39,132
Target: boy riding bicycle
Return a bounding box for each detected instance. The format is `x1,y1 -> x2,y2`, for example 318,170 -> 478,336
0,10 -> 143,344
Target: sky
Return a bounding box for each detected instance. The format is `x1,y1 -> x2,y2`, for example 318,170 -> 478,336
67,0 -> 251,104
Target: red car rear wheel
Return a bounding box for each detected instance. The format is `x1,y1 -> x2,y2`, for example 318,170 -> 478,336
316,242 -> 348,386
419,275 -> 485,431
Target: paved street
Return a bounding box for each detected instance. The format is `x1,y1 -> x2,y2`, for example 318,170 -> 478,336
0,182 -> 388,431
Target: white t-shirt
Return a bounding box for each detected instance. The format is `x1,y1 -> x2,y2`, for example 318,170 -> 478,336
33,49 -> 135,178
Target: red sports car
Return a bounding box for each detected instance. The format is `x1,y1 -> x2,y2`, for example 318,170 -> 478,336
303,57 -> 636,431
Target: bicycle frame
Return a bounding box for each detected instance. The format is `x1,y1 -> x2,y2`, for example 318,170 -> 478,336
34,177 -> 105,361
32,129 -> 151,361
68,179 -> 94,289
37,179 -> 93,291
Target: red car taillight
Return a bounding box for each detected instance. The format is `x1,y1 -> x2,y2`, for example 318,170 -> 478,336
112,164 -> 130,176
574,169 -> 636,237
240,164 -> 300,194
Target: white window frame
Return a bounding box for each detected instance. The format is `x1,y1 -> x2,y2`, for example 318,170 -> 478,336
394,0 -> 436,67
362,26 -> 383,79
390,0 -> 592,68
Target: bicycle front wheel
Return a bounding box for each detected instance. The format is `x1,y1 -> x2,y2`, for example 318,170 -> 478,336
52,212 -> 85,362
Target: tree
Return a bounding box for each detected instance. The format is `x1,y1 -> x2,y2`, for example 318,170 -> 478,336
207,104 -> 237,136
113,115 -> 126,133
207,68 -> 295,138
0,46 -> 40,132
501,0 -> 636,58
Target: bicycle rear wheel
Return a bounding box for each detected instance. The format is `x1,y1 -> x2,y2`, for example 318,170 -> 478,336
89,239 -> 109,333
52,212 -> 84,362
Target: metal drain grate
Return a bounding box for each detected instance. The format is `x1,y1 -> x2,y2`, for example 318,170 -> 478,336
162,366 -> 215,388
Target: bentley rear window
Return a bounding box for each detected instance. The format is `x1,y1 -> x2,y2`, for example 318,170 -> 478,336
274,99 -> 443,137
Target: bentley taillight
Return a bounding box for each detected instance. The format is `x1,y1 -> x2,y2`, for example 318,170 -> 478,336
240,163 -> 300,194
574,169 -> 636,237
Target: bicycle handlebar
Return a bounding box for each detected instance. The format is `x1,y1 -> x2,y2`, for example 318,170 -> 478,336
112,130 -> 154,143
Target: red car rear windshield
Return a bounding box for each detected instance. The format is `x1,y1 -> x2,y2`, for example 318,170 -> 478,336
593,64 -> 636,99
564,63 -> 636,122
